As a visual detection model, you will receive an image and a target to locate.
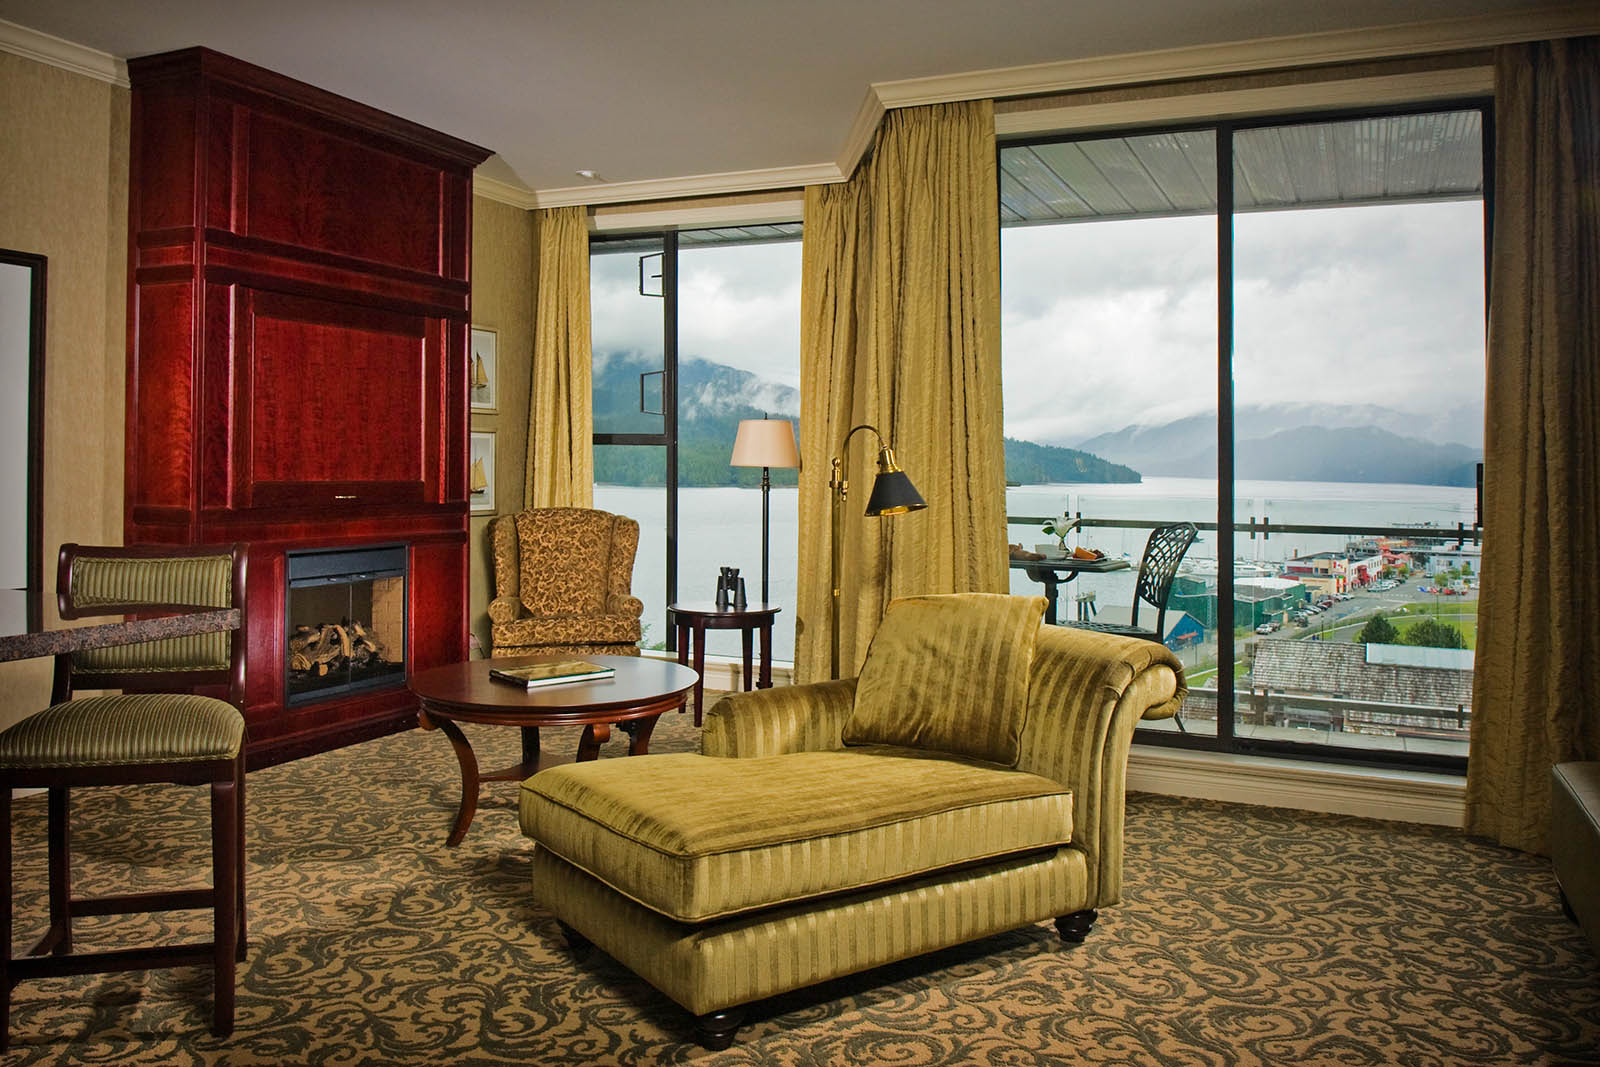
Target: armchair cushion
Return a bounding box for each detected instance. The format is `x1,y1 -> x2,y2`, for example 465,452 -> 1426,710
521,747 -> 1071,923
844,593 -> 1047,767
492,613 -> 642,648
515,508 -> 618,617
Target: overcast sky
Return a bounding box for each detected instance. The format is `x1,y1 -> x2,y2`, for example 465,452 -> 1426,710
591,198 -> 1486,446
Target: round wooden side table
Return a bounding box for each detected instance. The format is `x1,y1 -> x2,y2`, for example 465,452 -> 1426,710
409,653 -> 697,845
667,602 -> 780,726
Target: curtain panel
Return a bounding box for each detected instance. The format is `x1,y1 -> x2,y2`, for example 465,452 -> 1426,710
794,100 -> 1008,683
525,205 -> 594,509
1466,36 -> 1600,854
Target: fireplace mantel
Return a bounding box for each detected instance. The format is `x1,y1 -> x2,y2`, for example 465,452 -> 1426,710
124,48 -> 492,766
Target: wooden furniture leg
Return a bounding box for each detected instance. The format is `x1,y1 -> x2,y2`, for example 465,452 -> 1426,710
691,623 -> 708,726
758,621 -> 773,689
424,712 -> 481,848
741,628 -> 754,690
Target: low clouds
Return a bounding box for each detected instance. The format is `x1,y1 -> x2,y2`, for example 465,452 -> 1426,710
1002,199 -> 1486,446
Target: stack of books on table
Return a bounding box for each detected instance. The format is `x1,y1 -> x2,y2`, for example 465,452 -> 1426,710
489,660 -> 616,689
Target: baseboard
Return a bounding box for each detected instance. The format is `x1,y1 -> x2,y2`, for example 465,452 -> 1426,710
1128,745 -> 1466,827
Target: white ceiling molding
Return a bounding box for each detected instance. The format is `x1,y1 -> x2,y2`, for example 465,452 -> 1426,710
872,3 -> 1598,112
834,86 -> 886,184
530,160 -> 846,209
474,173 -> 541,210
589,192 -> 804,234
995,66 -> 1496,138
0,16 -> 126,86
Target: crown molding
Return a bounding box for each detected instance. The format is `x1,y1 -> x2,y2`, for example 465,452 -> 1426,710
872,4 -> 1599,112
0,17 -> 126,86
473,172 -> 541,210
530,160 -> 844,209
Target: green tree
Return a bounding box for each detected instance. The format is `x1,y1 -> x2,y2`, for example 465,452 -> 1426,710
1404,617 -> 1466,649
1358,614 -> 1399,645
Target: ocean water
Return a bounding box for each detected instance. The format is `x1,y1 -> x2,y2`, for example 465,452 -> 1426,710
596,477 -> 1478,663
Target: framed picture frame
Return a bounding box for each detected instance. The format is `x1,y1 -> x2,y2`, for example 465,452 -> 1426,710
469,430 -> 496,514
469,326 -> 497,412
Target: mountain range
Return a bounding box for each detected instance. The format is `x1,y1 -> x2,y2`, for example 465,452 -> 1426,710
593,353 -> 1131,487
593,355 -> 1480,488
1076,403 -> 1483,486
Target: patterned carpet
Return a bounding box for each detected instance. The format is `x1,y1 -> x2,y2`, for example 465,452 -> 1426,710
4,709 -> 1598,1066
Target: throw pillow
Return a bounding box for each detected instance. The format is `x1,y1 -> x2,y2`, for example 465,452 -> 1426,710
843,592 -> 1046,766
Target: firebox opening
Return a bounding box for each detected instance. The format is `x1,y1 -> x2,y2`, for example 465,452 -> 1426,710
286,544 -> 407,707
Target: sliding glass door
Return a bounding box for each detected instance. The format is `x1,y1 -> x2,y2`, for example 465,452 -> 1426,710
1000,102 -> 1488,770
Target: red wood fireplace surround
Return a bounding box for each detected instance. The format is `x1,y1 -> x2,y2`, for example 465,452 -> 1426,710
124,49 -> 492,766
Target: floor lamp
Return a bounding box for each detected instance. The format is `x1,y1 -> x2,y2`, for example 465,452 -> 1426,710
829,424 -> 926,678
730,416 -> 800,605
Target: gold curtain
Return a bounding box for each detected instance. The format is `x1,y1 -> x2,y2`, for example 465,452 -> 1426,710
525,205 -> 594,509
794,100 -> 1008,683
1466,36 -> 1600,854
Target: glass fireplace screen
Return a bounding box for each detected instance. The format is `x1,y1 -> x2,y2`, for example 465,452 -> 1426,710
285,544 -> 407,706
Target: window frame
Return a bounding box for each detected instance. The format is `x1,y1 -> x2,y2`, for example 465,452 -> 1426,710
999,96 -> 1493,775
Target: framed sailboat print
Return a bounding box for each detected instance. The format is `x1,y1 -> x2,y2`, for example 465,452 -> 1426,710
469,326 -> 497,412
469,430 -> 496,514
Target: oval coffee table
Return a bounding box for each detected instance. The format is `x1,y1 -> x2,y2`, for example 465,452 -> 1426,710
409,653 -> 698,846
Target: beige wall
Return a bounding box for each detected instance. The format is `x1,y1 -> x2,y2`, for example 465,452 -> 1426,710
0,52 -> 129,728
467,197 -> 536,656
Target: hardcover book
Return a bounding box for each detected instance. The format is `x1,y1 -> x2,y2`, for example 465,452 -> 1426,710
489,660 -> 615,689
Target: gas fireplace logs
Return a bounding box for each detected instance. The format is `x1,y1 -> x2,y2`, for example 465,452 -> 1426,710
289,622 -> 391,676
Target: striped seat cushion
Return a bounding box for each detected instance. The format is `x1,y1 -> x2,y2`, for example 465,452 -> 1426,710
520,747 -> 1072,923
0,694 -> 245,769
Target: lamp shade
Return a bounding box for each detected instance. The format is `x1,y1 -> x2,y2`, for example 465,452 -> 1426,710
865,470 -> 927,516
730,418 -> 800,469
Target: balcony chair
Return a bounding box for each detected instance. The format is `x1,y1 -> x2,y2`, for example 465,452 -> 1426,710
488,508 -> 644,657
1067,521 -> 1198,644
0,543 -> 248,1047
1067,521 -> 1197,733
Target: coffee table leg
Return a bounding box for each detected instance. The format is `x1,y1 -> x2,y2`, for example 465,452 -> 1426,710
521,726 -> 540,766
429,715 -> 480,848
576,721 -> 612,761
624,715 -> 659,756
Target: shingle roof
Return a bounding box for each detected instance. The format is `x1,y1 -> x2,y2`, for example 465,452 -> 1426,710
1251,640 -> 1472,709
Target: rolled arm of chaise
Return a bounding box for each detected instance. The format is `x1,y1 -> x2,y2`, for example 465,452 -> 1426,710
701,679 -> 857,758
1017,625 -> 1186,909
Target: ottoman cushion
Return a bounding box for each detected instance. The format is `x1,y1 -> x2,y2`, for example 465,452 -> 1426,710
520,747 -> 1072,922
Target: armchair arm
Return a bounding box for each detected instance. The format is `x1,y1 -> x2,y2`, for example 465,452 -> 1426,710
487,596 -> 524,625
701,679 -> 857,759
606,593 -> 644,618
1017,625 -> 1185,910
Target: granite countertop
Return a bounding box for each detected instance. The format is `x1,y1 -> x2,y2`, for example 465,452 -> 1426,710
0,608 -> 241,664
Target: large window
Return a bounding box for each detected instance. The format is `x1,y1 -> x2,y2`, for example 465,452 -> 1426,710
590,225 -> 803,660
1001,104 -> 1488,771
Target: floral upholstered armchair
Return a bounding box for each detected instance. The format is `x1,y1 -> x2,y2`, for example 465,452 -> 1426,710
488,508 -> 644,657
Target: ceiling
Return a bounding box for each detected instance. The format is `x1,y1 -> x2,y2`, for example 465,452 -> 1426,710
0,0 -> 1577,206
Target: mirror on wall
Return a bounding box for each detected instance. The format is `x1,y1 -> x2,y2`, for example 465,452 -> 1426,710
0,250 -> 46,635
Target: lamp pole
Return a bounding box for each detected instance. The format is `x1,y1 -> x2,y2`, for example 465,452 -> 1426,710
829,424 -> 926,679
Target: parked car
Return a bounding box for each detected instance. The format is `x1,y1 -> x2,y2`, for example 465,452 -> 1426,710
1256,623 -> 1274,635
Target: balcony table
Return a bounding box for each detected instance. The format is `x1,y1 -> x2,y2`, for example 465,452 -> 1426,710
1009,555 -> 1130,625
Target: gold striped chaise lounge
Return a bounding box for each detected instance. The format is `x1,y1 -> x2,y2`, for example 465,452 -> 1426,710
520,592 -> 1185,1048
